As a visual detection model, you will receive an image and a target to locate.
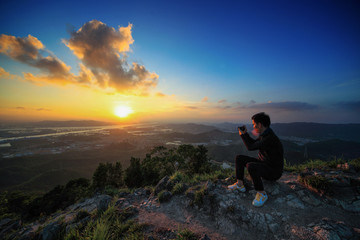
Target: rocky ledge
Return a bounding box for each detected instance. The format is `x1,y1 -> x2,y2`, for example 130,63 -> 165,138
1,167 -> 359,240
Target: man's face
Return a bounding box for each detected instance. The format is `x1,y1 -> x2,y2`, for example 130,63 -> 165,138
252,120 -> 262,133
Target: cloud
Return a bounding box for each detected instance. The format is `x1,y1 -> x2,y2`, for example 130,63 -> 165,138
10,106 -> 52,112
64,20 -> 158,94
201,96 -> 208,102
156,92 -> 166,97
335,101 -> 360,111
0,67 -> 9,78
0,20 -> 158,95
0,67 -> 18,80
184,106 -> 198,110
218,99 -> 227,104
36,108 -> 51,111
0,34 -> 44,62
217,105 -> 232,110
0,34 -> 72,84
248,101 -> 319,111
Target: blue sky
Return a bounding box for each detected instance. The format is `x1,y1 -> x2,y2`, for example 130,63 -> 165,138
0,0 -> 360,123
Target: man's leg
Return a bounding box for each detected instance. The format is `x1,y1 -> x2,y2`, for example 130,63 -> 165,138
235,155 -> 259,182
246,162 -> 280,191
228,155 -> 258,191
246,162 -> 279,207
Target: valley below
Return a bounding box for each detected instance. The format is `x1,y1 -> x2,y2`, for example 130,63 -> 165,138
1,121 -> 360,192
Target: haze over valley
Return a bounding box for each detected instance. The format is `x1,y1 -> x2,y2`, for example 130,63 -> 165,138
1,120 -> 359,192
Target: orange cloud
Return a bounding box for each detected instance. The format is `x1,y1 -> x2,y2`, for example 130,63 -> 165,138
201,96 -> 208,102
156,92 -> 166,97
36,108 -> 51,111
64,20 -> 158,94
0,67 -> 10,78
0,34 -> 74,85
0,20 -> 159,95
184,106 -> 198,110
0,67 -> 22,80
0,34 -> 71,77
0,34 -> 43,61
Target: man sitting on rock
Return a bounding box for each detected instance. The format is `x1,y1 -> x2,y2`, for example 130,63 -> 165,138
228,112 -> 284,207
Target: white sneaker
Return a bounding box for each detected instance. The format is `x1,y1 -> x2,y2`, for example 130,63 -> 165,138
228,182 -> 246,192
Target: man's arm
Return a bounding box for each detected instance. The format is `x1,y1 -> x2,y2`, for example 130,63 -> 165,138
241,133 -> 258,151
241,132 -> 274,151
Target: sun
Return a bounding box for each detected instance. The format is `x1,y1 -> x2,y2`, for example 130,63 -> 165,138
114,106 -> 134,118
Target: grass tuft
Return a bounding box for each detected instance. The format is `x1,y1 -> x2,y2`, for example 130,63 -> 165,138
176,228 -> 198,240
172,183 -> 186,195
298,175 -> 331,195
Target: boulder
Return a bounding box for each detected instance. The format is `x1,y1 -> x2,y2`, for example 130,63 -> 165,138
40,221 -> 63,240
68,194 -> 112,213
154,176 -> 170,196
312,218 -> 357,240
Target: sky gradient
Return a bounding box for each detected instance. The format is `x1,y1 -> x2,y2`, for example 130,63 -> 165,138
1,0 -> 360,124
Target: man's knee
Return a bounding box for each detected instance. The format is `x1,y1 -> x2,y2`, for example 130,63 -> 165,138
246,162 -> 256,173
236,155 -> 248,164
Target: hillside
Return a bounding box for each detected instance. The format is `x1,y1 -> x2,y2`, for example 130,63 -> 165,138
2,121 -> 360,192
2,167 -> 359,240
213,122 -> 360,142
1,142 -> 359,239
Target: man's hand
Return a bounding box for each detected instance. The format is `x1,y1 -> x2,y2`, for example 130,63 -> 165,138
238,126 -> 247,135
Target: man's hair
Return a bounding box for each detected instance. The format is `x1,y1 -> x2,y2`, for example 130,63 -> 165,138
252,112 -> 271,127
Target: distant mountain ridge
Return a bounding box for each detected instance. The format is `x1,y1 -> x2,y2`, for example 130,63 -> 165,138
20,120 -> 115,127
163,123 -> 217,134
272,122 -> 360,142
2,120 -> 360,142
213,122 -> 360,142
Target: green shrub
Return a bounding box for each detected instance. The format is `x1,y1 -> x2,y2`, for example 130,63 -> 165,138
64,203 -> 145,240
124,158 -> 143,188
284,159 -> 301,172
92,162 -> 123,189
349,158 -> 360,171
305,159 -> 328,169
0,191 -> 36,220
298,175 -> 331,195
170,171 -> 187,183
212,169 -> 230,180
327,158 -> 346,168
104,186 -> 121,196
193,186 -> 207,207
64,228 -> 81,240
172,183 -> 186,195
25,177 -> 91,220
158,190 -> 172,203
176,228 -> 198,240
92,220 -> 110,240
284,157 -> 360,173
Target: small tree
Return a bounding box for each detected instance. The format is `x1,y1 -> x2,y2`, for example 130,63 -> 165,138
92,162 -> 124,189
92,163 -> 110,189
193,145 -> 211,174
142,153 -> 161,186
177,144 -> 212,175
65,178 -> 91,202
108,162 -> 123,187
124,157 -> 143,188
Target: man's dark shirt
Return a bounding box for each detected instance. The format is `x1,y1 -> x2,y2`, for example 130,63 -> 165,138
241,128 -> 284,173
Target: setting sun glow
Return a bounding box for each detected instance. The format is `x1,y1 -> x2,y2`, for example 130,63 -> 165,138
114,106 -> 133,118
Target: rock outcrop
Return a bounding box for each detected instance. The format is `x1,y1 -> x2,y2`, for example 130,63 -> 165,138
1,168 -> 359,240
